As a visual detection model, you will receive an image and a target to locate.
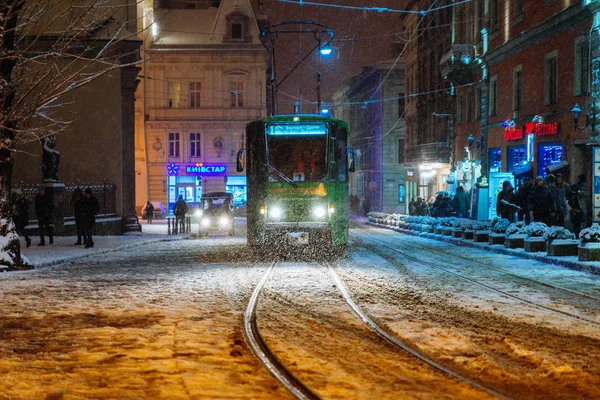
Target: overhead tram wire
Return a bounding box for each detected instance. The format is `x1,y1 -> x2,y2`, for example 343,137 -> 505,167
277,0 -> 473,15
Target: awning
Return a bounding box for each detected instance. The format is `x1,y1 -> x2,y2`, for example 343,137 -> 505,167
547,161 -> 569,173
513,165 -> 532,176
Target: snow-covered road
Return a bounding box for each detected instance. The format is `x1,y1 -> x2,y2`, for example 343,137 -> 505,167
1,222 -> 600,399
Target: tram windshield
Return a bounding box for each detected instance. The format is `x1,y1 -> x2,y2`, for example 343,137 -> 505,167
266,123 -> 328,183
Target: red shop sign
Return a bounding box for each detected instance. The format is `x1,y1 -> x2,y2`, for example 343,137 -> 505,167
504,122 -> 559,141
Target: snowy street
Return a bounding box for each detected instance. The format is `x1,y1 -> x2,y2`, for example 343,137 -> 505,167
1,221 -> 600,399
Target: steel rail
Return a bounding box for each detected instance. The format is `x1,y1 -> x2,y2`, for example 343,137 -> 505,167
354,231 -> 600,328
326,262 -> 510,400
243,262 -> 321,400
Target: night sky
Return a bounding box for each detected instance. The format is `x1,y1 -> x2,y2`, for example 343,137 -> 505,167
258,0 -> 408,113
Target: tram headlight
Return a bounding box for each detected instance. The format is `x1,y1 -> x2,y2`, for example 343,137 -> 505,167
329,205 -> 335,214
194,209 -> 203,218
269,206 -> 283,219
313,205 -> 326,218
201,217 -> 211,227
219,215 -> 230,227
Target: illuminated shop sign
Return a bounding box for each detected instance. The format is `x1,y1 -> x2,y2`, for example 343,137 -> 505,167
504,118 -> 559,141
266,122 -> 328,136
166,163 -> 227,175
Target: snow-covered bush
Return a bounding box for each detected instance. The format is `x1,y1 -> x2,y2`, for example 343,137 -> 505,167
453,218 -> 475,231
473,220 -> 491,231
505,221 -> 526,237
524,222 -> 548,237
543,226 -> 575,243
579,224 -> 600,243
490,217 -> 510,234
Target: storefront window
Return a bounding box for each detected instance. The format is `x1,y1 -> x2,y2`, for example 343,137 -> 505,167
537,142 -> 563,177
168,176 -> 202,215
225,176 -> 247,206
507,145 -> 527,172
489,148 -> 502,172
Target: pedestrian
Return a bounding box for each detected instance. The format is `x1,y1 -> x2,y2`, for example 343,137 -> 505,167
568,184 -> 584,238
452,186 -> 469,218
174,195 -> 188,232
71,188 -> 85,245
527,176 -> 556,226
34,186 -> 54,246
12,189 -> 31,248
82,188 -> 99,248
415,196 -> 429,216
362,197 -> 371,216
515,178 -> 533,223
496,181 -> 517,222
145,201 -> 155,224
551,173 -> 571,227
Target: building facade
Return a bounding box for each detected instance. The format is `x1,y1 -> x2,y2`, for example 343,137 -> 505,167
446,0 -> 600,221
334,60 -> 406,214
135,0 -> 268,215
402,0 -> 454,205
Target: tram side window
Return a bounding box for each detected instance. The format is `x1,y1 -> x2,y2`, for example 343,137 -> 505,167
329,127 -> 338,182
337,128 -> 348,183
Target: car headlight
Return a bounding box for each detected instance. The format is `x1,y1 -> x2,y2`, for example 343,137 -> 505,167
219,215 -> 230,227
194,209 -> 203,217
313,205 -> 326,218
269,206 -> 282,219
202,217 -> 211,227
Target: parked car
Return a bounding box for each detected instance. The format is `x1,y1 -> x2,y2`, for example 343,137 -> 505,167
197,192 -> 234,236
142,201 -> 167,220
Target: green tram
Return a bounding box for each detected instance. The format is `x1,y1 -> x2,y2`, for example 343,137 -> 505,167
236,114 -> 355,253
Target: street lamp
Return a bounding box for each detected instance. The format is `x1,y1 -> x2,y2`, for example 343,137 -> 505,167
319,44 -> 332,56
572,102 -> 596,131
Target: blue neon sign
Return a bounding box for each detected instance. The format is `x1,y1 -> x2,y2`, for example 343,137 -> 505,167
266,122 -> 328,136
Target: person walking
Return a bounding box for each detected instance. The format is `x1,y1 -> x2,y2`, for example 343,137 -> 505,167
12,189 -> 31,248
568,184 -> 584,238
71,188 -> 85,245
551,173 -> 571,227
515,178 -> 533,223
145,201 -> 155,224
527,176 -> 556,226
82,188 -> 99,248
496,181 -> 517,222
452,186 -> 469,218
174,195 -> 188,233
34,186 -> 54,246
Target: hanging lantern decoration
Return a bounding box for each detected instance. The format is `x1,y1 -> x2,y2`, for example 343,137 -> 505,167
503,119 -> 516,131
532,115 -> 544,125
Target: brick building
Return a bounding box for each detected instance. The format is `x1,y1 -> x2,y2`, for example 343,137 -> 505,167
445,0 -> 600,220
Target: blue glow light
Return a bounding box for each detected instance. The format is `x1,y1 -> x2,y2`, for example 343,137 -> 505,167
166,162 -> 179,175
185,165 -> 227,175
320,108 -> 330,115
319,45 -> 332,56
266,122 -> 328,136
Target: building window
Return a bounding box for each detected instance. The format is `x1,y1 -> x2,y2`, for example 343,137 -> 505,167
230,133 -> 245,161
575,37 -> 590,96
489,148 -> 502,172
457,95 -> 463,124
489,76 -> 498,116
190,132 -> 201,158
507,145 -> 527,172
231,23 -> 243,40
168,82 -> 180,108
514,0 -> 524,16
169,132 -> 180,158
398,139 -> 405,164
189,82 -> 201,108
398,93 -> 405,117
230,81 -> 244,108
475,86 -> 481,119
226,12 -> 249,42
538,142 -> 563,177
544,51 -> 558,105
489,0 -> 499,33
513,66 -> 523,111
476,0 -> 484,42
466,89 -> 472,123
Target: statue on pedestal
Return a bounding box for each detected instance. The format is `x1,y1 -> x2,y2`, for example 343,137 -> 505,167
41,136 -> 60,182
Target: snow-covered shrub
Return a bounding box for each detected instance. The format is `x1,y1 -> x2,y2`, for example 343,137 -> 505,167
473,220 -> 491,231
543,226 -> 575,243
505,221 -> 526,237
453,218 -> 475,231
524,222 -> 548,237
490,217 -> 510,234
579,224 -> 600,243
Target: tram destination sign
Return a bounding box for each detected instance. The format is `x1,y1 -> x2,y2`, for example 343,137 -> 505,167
266,122 -> 328,136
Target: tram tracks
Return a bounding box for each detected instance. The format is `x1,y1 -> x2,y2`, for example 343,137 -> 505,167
353,229 -> 600,328
244,261 -> 508,399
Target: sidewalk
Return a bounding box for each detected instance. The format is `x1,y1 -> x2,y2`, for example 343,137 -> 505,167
367,221 -> 600,276
13,220 -> 190,269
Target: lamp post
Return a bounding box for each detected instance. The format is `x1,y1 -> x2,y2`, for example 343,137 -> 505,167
572,101 -> 597,133
260,21 -> 334,116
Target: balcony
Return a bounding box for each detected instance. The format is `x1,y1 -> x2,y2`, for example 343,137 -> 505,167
405,142 -> 451,165
439,44 -> 476,86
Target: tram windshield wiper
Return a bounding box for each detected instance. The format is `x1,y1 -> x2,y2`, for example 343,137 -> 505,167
265,163 -> 299,188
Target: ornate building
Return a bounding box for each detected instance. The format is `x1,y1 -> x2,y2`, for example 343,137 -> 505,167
135,0 -> 268,214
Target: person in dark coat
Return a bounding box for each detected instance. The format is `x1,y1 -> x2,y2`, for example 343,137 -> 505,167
71,188 -> 85,245
515,178 -> 533,223
82,188 -> 99,248
34,186 -> 54,246
550,173 -> 571,227
174,195 -> 188,232
568,184 -> 584,238
496,181 -> 517,222
12,189 -> 31,248
415,197 -> 428,216
145,201 -> 155,224
452,186 -> 469,218
527,176 -> 556,226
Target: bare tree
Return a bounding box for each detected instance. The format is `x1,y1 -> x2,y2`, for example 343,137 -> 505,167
0,0 -> 143,267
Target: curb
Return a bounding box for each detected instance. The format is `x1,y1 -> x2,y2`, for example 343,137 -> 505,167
367,222 -> 600,276
21,234 -> 192,270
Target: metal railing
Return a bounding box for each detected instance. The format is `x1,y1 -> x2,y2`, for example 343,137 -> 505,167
167,216 -> 191,234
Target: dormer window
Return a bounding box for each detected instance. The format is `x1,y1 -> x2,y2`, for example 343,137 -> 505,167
226,12 -> 249,42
